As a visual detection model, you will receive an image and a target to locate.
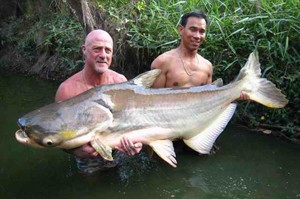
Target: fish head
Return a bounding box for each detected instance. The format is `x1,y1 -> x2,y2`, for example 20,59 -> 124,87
15,101 -> 113,149
16,115 -> 66,148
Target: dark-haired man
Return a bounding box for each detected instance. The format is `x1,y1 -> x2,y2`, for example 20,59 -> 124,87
151,11 -> 212,88
151,11 -> 248,97
151,11 -> 248,153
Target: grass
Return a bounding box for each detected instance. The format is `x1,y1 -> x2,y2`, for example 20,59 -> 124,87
99,0 -> 299,135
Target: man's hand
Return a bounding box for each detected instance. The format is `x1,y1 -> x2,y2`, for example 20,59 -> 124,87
65,137 -> 143,158
65,143 -> 98,159
239,92 -> 250,100
115,137 -> 143,156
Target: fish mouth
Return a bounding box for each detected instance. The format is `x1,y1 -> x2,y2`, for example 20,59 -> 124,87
15,129 -> 43,148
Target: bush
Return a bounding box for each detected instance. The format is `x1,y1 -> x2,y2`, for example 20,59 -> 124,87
99,0 -> 299,135
0,13 -> 84,71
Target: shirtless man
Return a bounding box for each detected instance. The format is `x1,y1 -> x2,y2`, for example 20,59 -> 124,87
55,29 -> 142,174
151,11 -> 212,88
151,11 -> 248,94
151,11 -> 247,153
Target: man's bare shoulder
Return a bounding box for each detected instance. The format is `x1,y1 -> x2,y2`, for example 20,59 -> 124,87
105,69 -> 127,82
198,55 -> 213,70
151,49 -> 176,70
55,72 -> 82,101
61,71 -> 82,85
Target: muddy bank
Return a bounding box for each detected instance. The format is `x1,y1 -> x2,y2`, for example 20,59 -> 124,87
0,48 -> 80,81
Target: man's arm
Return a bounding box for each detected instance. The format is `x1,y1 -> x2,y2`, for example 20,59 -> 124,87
55,83 -> 71,102
208,66 -> 213,84
150,56 -> 168,88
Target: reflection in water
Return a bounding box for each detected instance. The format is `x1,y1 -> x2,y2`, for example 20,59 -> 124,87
188,175 -> 211,194
0,72 -> 300,198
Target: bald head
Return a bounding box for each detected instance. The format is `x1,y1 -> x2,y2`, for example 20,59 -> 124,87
85,29 -> 113,46
82,29 -> 114,74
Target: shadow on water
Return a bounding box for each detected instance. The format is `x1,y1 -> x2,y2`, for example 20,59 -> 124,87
0,72 -> 299,198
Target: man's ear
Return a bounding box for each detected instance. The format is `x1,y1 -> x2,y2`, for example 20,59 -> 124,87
178,24 -> 184,35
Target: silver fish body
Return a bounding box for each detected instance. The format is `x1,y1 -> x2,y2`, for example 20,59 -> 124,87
15,52 -> 288,167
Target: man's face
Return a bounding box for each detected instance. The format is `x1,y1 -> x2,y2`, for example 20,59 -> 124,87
179,17 -> 207,51
82,34 -> 113,74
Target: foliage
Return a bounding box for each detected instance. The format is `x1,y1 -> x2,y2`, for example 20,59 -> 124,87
98,0 -> 299,135
0,13 -> 84,70
203,0 -> 300,135
0,0 -> 299,135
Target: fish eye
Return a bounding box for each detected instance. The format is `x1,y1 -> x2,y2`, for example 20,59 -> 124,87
41,135 -> 63,147
42,138 -> 54,146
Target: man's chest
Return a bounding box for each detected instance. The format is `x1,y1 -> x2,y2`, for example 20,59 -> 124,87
166,69 -> 210,87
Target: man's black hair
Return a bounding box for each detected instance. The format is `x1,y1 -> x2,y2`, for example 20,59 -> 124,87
180,11 -> 209,27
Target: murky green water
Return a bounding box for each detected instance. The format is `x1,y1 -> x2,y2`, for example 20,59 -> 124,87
1,72 -> 299,199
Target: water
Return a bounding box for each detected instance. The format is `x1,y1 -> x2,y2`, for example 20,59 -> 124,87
1,72 -> 299,199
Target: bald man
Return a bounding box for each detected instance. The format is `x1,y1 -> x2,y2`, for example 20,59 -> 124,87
55,29 -> 142,174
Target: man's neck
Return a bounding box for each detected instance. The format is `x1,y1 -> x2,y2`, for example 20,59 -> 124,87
177,46 -> 198,59
82,66 -> 106,87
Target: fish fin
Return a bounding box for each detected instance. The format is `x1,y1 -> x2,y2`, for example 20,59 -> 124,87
236,51 -> 288,108
235,51 -> 261,82
149,139 -> 177,167
211,78 -> 223,87
247,78 -> 289,108
183,103 -> 237,154
132,69 -> 161,88
90,137 -> 113,161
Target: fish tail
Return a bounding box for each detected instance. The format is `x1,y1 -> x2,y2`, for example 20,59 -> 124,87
237,51 -> 288,108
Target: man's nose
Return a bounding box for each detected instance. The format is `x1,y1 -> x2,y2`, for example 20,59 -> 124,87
98,49 -> 106,59
194,31 -> 201,39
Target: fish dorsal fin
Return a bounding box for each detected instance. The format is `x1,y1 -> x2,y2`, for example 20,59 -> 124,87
211,78 -> 223,87
132,69 -> 161,88
149,139 -> 177,167
183,103 -> 237,154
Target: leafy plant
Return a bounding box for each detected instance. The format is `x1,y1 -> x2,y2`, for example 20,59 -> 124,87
98,0 -> 299,135
1,13 -> 83,70
1,0 -> 299,136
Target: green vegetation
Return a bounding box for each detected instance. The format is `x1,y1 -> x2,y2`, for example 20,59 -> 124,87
0,13 -> 84,72
0,0 -> 299,137
98,0 -> 300,136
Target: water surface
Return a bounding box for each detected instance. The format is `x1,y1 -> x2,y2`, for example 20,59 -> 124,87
0,72 -> 299,198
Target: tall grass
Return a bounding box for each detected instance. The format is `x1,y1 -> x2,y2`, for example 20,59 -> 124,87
1,0 -> 298,135
99,0 -> 299,135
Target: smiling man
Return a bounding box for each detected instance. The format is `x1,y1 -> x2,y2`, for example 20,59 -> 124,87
55,29 -> 142,174
150,11 -> 248,154
151,11 -> 213,88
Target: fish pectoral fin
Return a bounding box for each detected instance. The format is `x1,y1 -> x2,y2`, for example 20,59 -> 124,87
184,103 -> 237,154
90,137 -> 113,161
149,139 -> 177,168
